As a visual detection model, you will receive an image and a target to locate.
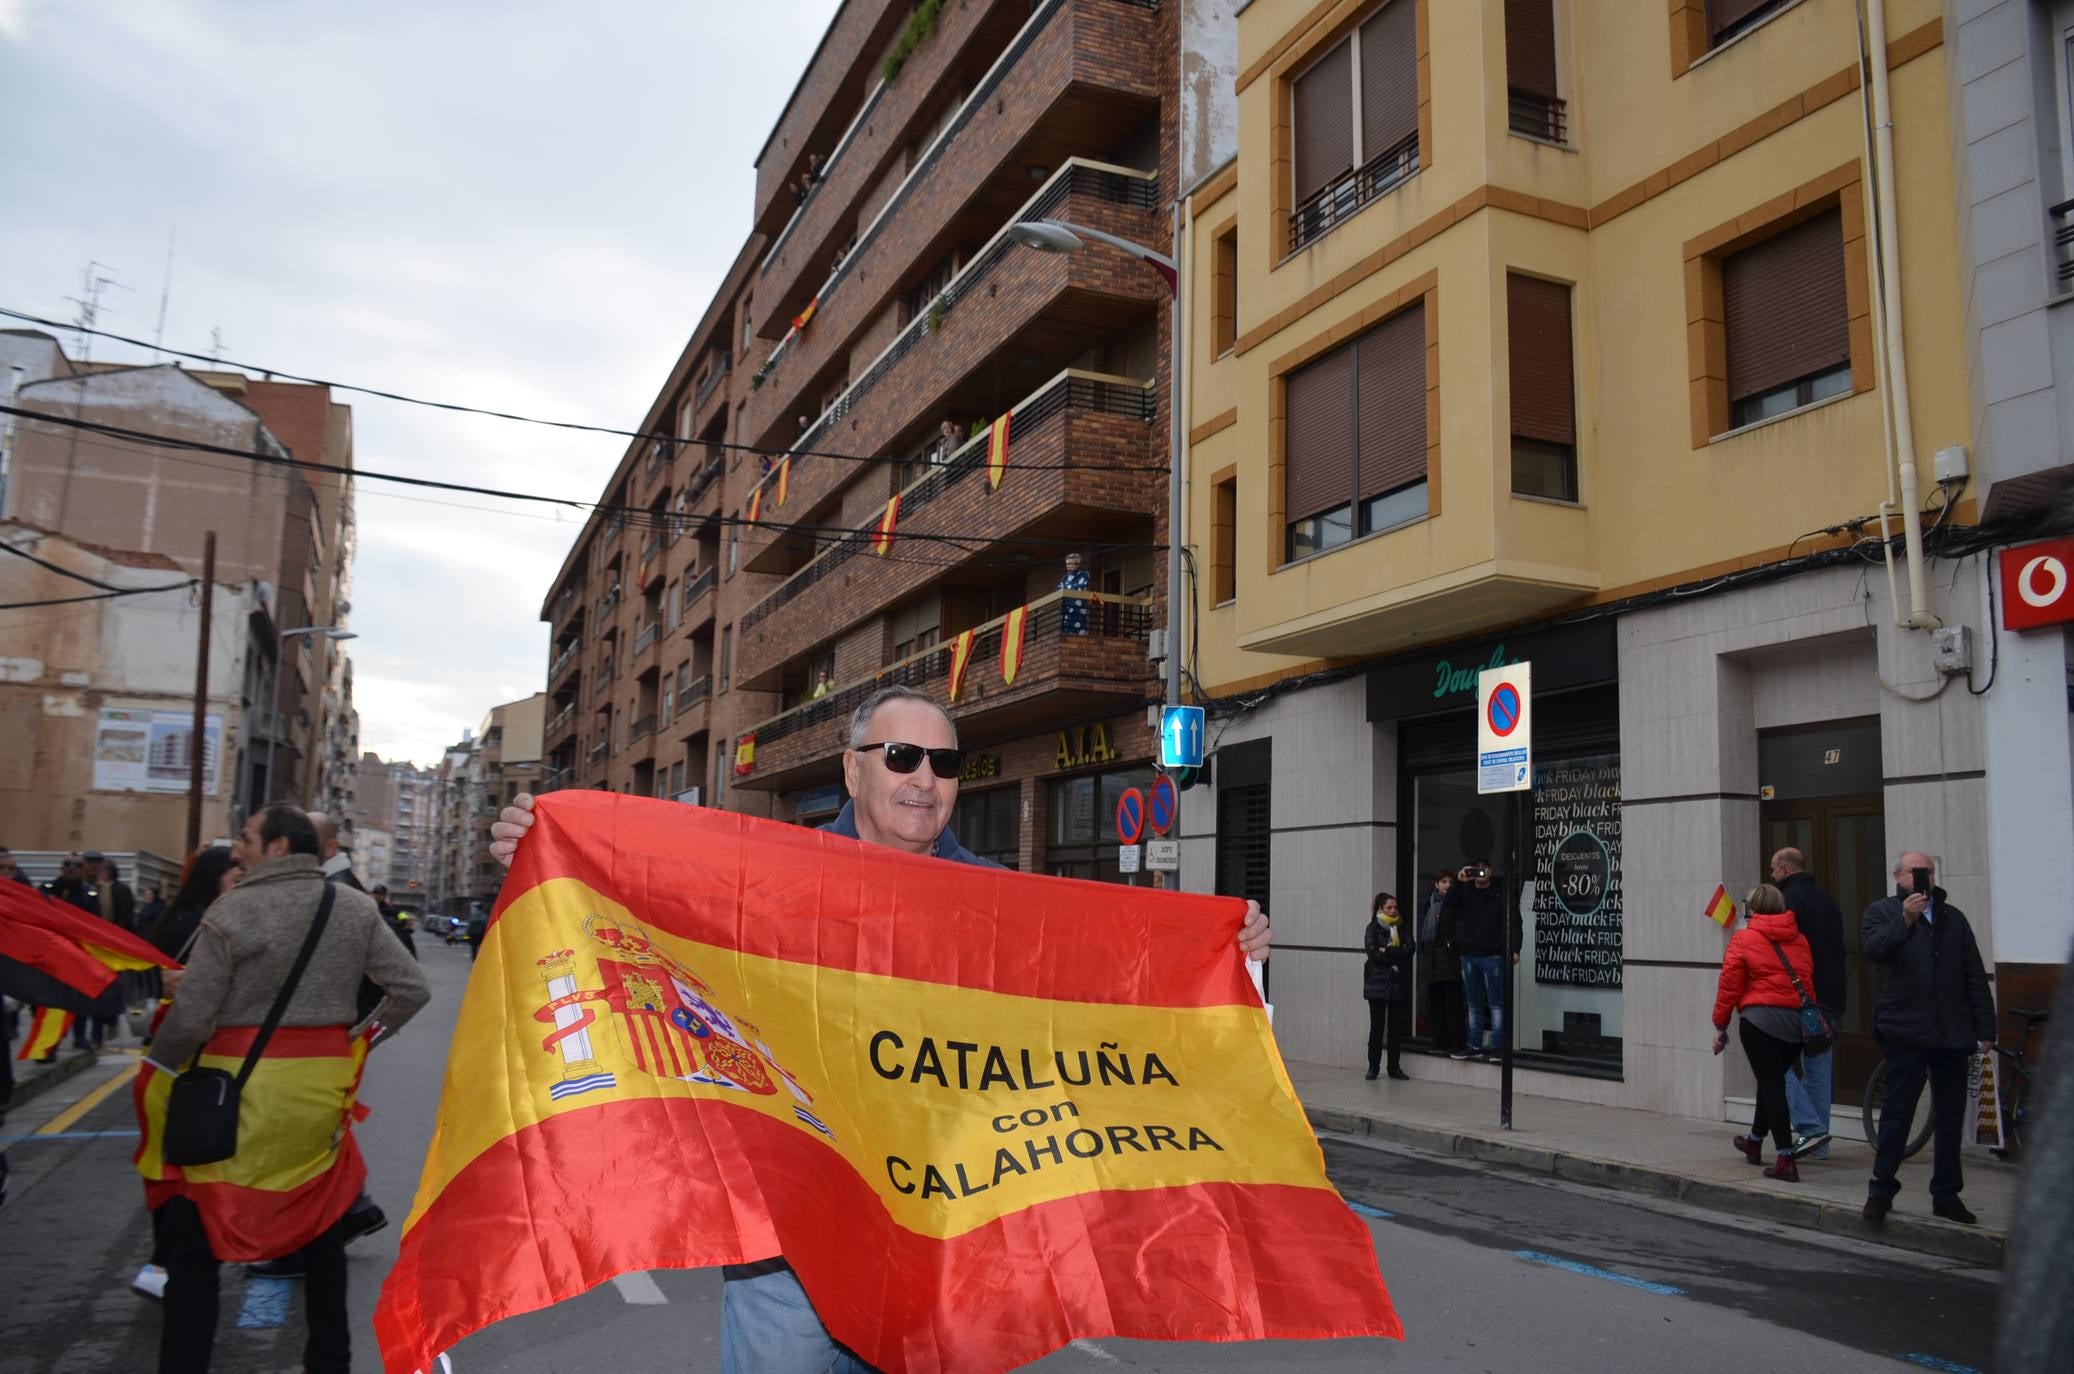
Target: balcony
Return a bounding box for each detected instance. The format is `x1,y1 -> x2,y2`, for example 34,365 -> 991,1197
741,166 -> 1163,565
1288,131 -> 1420,255
739,370 -> 1157,680
595,658 -> 617,692
629,715 -> 656,744
732,589 -> 1154,791
743,0 -> 1163,430
546,702 -> 576,743
548,637 -> 581,685
677,674 -> 713,714
634,621 -> 658,655
643,437 -> 673,487
695,354 -> 731,410
1507,89 -> 1567,146
590,739 -> 608,763
751,0 -> 910,234
2054,198 -> 2074,293
686,454 -> 725,507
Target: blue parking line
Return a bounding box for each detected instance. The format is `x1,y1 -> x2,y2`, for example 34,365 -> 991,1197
1511,1250 -> 1686,1297
236,1277 -> 294,1328
1347,1201 -> 1395,1220
0,1129 -> 141,1144
1901,1356 -> 1983,1374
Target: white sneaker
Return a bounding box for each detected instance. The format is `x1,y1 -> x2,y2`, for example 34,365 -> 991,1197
1448,1050 -> 1473,1060
132,1264 -> 167,1300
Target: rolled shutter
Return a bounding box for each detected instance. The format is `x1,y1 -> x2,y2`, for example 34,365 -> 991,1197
1504,0 -> 1559,100
1285,348 -> 1353,521
1722,208 -> 1849,403
1294,41 -> 1354,205
1356,303 -> 1427,498
1705,0 -> 1776,44
1359,0 -> 1419,160
1508,274 -> 1575,446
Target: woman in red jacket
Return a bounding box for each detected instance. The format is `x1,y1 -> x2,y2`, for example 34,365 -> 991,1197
1712,883 -> 1816,1181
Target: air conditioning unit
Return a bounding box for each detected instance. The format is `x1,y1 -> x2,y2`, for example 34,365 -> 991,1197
1146,628 -> 1168,662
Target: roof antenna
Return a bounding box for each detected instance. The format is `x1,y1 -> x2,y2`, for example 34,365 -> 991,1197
153,224 -> 178,360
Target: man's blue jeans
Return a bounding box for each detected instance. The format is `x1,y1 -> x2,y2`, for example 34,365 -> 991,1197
1783,1040 -> 1834,1153
720,1262 -> 878,1374
1460,954 -> 1504,1053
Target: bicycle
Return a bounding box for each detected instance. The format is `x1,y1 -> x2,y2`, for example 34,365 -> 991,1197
1861,1007 -> 2046,1160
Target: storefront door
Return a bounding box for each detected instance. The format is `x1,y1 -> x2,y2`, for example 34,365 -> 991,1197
1760,794 -> 1886,1103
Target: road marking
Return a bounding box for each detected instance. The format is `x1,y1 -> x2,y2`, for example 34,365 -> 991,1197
1070,1339 -> 1120,1362
611,1271 -> 669,1305
0,1128 -> 141,1144
1347,1200 -> 1394,1220
36,1061 -> 140,1135
1901,1356 -> 1983,1374
236,1276 -> 294,1328
1510,1250 -> 1686,1297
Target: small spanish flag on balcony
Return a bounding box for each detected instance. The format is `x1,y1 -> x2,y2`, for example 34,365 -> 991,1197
946,628 -> 978,701
1703,883 -> 1737,928
986,411 -> 1011,491
872,493 -> 900,556
734,732 -> 756,778
747,484 -> 764,526
791,297 -> 819,332
999,604 -> 1029,686
775,455 -> 791,507
16,1006 -> 72,1061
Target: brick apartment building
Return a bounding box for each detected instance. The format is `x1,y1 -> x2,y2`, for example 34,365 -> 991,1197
541,0 -> 1235,877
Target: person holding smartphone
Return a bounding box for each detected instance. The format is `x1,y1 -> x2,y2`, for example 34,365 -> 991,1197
1439,862 -> 1518,1063
1859,850 -> 1997,1225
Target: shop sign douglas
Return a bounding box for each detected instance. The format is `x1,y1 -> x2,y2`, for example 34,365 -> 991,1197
1530,758 -> 1623,989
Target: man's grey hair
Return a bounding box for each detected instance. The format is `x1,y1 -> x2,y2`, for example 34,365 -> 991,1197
847,685 -> 958,749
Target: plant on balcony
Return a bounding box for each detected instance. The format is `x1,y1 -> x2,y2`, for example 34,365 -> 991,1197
882,0 -> 949,83
751,358 -> 774,391
924,291 -> 948,335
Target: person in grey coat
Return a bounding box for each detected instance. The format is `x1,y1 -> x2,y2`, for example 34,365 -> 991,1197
1363,892 -> 1416,1081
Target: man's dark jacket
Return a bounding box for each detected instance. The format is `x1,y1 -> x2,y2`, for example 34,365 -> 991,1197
1779,870 -> 1845,1014
821,801 -> 1001,868
1440,878 -> 1520,957
1861,886 -> 1996,1049
40,878 -> 98,917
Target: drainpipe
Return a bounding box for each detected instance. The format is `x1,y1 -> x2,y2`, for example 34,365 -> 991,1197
1862,0 -> 1941,630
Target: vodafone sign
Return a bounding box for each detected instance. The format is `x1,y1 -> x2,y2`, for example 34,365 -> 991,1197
2001,536 -> 2074,631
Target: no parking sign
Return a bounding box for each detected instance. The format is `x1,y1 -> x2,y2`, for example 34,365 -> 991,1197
1476,663 -> 1531,794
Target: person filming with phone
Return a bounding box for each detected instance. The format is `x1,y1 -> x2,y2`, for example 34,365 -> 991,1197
1860,850 -> 1996,1225
1439,861 -> 1519,1063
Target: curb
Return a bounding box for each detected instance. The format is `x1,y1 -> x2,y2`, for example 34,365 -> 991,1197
5,1049 -> 102,1113
1308,1105 -> 2006,1269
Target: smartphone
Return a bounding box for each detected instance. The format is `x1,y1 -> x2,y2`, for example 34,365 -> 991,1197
1911,867 -> 1932,897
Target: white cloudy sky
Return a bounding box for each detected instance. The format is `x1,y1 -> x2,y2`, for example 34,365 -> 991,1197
0,0 -> 836,766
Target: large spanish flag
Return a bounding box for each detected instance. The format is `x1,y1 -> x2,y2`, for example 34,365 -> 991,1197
374,795 -> 1397,1374
0,878 -> 176,1030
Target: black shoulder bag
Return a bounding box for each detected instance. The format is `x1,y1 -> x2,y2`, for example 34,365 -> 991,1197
1765,938 -> 1835,1058
163,883 -> 336,1167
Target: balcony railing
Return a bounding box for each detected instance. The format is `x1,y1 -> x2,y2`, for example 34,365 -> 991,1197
644,438 -> 673,481
738,588 -> 1152,757
1288,131 -> 1420,254
2053,198 -> 2074,292
590,739 -> 608,762
635,622 -> 658,654
630,715 -> 656,743
640,534 -> 664,567
676,674 -> 713,714
596,659 -> 617,690
687,454 -> 725,505
741,370 -> 1153,632
695,354 -> 731,409
1507,90 -> 1567,145
683,566 -> 716,611
547,703 -> 576,738
549,638 -> 581,682
746,159 -> 1157,511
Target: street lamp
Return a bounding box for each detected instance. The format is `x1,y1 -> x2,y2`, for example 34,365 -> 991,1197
1008,216 -> 1185,717
257,625 -> 356,815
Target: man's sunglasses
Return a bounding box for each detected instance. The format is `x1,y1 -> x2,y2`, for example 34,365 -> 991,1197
854,741 -> 964,777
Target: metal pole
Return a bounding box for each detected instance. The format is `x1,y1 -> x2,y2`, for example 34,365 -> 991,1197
1165,201 -> 1184,714
1501,791 -> 1519,1129
262,632 -> 286,811
185,532 -> 215,854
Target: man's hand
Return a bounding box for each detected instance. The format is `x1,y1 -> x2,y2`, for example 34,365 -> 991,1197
1238,900 -> 1271,961
1901,891 -> 1929,926
161,967 -> 186,997
1978,1040 -> 1996,1057
488,793 -> 539,869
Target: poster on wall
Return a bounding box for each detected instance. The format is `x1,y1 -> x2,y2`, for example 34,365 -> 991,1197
93,708 -> 222,796
1531,758 -> 1621,988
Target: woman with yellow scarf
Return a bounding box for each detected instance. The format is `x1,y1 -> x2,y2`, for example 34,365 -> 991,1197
1362,892 -> 1417,1081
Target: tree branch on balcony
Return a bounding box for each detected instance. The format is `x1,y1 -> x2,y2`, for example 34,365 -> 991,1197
883,0 -> 950,83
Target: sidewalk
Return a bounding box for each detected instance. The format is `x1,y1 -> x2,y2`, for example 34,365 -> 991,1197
4,1046 -> 101,1111
1290,1057 -> 2016,1267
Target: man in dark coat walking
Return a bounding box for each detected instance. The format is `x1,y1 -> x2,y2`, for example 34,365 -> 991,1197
1861,850 -> 1996,1225
1771,847 -> 1844,1157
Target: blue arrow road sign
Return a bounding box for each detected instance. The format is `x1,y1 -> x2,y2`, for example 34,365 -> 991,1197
1160,706 -> 1205,769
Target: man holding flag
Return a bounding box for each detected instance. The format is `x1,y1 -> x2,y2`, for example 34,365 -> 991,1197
469,685 -> 1301,1373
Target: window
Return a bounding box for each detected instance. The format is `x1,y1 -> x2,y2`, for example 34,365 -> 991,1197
719,626 -> 732,692
1283,302 -> 1428,561
1505,0 -> 1565,144
1722,208 -> 1850,429
1047,766 -> 1156,883
1707,0 -> 1793,49
1211,474 -> 1237,604
1507,274 -> 1578,502
1211,227 -> 1238,354
889,596 -> 942,662
664,580 -> 681,632
952,786 -> 1021,869
1289,0 -> 1419,252
728,528 -> 740,575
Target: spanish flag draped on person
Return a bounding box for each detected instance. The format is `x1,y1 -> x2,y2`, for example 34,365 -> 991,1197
377,687 -> 1399,1374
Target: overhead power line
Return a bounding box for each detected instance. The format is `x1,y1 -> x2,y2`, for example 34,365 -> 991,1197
0,534 -> 196,597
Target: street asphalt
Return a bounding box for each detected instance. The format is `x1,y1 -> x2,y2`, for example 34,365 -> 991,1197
0,946 -> 1999,1373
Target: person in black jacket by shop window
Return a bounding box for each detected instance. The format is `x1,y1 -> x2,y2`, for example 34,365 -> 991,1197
1861,850 -> 1996,1226
1440,863 -> 1521,1063
1362,893 -> 1416,1081
1770,847 -> 1845,1159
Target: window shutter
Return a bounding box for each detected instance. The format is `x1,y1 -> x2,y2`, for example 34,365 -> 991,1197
1293,40 -> 1354,205
1359,0 -> 1419,160
1356,302 -> 1427,498
1705,0 -> 1776,44
1508,274 -> 1575,446
1284,347 -> 1353,521
1504,0 -> 1559,100
1722,208 -> 1849,403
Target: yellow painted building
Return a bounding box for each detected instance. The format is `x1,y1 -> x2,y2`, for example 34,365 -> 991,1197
1172,0 -> 2022,1120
